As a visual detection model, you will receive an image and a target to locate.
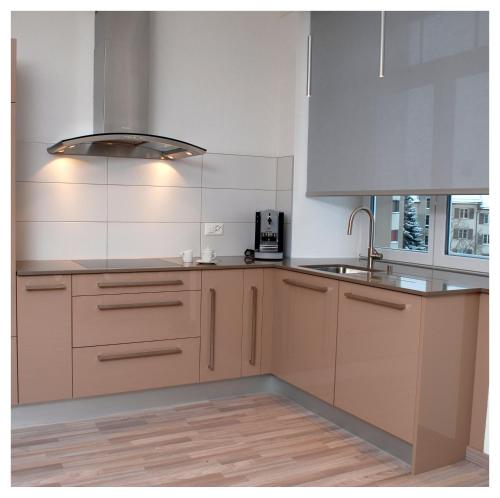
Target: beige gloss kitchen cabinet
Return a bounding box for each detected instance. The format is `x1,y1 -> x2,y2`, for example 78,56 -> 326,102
272,270 -> 338,403
17,276 -> 72,404
200,270 -> 244,382
335,281 -> 422,443
11,337 -> 18,405
241,269 -> 264,377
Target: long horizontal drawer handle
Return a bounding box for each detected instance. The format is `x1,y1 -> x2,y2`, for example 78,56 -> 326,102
25,283 -> 67,291
283,278 -> 328,293
97,300 -> 183,311
97,279 -> 184,288
344,292 -> 407,311
97,347 -> 183,362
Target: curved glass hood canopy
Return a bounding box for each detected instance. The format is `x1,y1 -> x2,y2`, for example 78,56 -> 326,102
48,12 -> 206,161
47,133 -> 206,160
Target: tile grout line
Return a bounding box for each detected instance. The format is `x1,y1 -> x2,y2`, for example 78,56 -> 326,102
16,180 -> 279,192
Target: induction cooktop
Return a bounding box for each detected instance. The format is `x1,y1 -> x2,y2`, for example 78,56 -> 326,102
74,259 -> 180,270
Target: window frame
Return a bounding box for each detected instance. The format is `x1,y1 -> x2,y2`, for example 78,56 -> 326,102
371,196 -> 434,266
433,196 -> 489,273
372,195 -> 489,274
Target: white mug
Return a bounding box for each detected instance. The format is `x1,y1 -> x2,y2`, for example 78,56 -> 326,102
200,248 -> 216,263
179,249 -> 193,263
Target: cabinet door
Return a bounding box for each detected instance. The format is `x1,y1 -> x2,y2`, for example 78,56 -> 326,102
11,337 -> 18,405
307,11 -> 488,195
335,282 -> 421,442
200,270 -> 243,382
273,271 -> 338,403
17,276 -> 72,404
242,269 -> 264,377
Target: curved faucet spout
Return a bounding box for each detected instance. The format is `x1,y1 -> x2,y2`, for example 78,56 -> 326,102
346,207 -> 383,270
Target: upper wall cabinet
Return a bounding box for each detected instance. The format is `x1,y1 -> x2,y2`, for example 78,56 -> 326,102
307,12 -> 489,196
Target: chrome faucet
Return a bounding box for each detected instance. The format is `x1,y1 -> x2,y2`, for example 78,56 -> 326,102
347,207 -> 383,270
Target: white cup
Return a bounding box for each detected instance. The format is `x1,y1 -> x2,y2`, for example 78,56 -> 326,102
179,249 -> 193,263
200,248 -> 216,263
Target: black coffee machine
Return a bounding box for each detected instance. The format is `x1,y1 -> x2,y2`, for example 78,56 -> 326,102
254,210 -> 284,260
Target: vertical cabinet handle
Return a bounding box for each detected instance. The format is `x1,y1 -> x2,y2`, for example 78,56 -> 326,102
208,288 -> 216,371
306,34 -> 312,97
249,286 -> 258,366
379,11 -> 386,78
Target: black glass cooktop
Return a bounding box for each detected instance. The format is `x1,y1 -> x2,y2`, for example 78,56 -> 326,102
74,259 -> 179,270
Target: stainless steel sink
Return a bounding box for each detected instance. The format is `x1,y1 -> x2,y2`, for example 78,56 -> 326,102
299,264 -> 381,275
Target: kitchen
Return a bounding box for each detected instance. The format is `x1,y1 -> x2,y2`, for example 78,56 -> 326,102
9,6 -> 490,489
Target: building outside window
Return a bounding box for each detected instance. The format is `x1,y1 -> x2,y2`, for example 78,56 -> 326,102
448,195 -> 489,257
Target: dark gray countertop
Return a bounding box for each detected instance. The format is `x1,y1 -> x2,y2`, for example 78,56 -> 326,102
16,256 -> 489,297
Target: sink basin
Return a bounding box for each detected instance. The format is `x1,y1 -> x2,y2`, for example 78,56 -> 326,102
299,264 -> 381,275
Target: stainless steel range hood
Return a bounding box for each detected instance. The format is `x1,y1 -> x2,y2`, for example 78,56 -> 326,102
48,12 -> 206,161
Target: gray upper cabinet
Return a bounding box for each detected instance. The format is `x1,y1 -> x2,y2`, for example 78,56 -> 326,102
307,12 -> 489,196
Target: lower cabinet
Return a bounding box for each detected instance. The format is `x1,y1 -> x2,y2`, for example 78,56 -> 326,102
335,282 -> 422,443
200,270 -> 244,382
272,270 -> 338,403
11,337 -> 18,405
73,338 -> 200,398
17,275 -> 72,404
241,269 -> 264,377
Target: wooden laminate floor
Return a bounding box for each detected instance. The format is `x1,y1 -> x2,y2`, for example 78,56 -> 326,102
11,393 -> 488,487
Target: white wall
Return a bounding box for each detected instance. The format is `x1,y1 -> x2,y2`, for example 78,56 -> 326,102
289,12 -> 365,258
12,12 -> 295,260
149,12 -> 283,157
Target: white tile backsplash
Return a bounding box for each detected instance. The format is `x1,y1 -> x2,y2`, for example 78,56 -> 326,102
16,142 -> 108,184
16,222 -> 107,260
202,188 -> 276,223
202,154 -> 277,190
108,156 -> 202,187
276,190 -> 293,223
108,223 -> 200,259
108,185 -> 201,223
201,223 -> 255,256
16,151 -> 293,259
277,156 -> 294,190
17,182 -> 107,222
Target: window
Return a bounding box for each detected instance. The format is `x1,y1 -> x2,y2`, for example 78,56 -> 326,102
372,194 -> 489,272
455,208 -> 474,219
373,196 -> 430,253
479,213 -> 489,224
447,195 -> 489,259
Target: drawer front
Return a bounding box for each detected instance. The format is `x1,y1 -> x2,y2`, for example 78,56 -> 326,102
335,282 -> 421,443
17,275 -> 72,404
12,337 -> 18,405
73,338 -> 200,398
72,271 -> 201,296
73,291 -> 201,347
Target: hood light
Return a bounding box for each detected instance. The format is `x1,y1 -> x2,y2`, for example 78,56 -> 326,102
186,151 -> 193,156
167,155 -> 174,160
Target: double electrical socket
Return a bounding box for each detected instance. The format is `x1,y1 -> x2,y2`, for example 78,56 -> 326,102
204,223 -> 224,236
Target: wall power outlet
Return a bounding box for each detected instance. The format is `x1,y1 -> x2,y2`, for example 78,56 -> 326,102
204,223 -> 224,236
